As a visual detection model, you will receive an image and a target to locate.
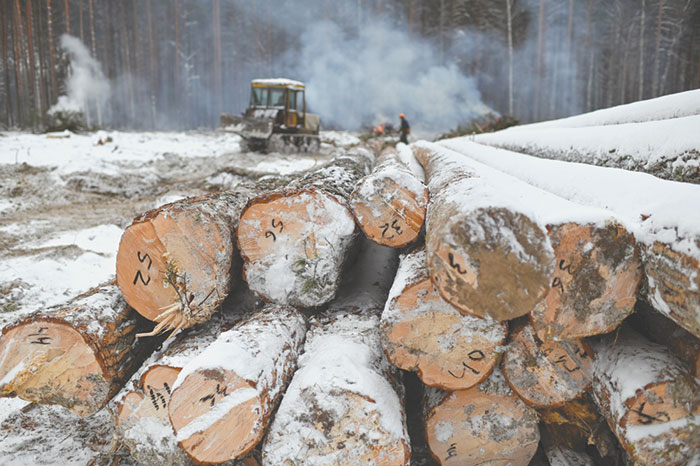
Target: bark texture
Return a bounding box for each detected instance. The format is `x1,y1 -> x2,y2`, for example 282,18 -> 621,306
592,328 -> 700,465
237,148 -> 373,307
350,147 -> 428,248
0,282 -> 156,416
423,368 -> 540,466
414,142 -> 554,321
381,247 -> 507,390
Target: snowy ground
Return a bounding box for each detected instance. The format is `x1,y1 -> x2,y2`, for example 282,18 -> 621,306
0,129 -> 353,463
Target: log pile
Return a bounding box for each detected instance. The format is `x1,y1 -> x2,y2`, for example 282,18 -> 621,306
2,140 -> 700,465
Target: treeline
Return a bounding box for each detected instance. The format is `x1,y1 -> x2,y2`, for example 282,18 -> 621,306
1,0 -> 699,131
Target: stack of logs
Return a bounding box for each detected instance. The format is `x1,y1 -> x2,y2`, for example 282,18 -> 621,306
1,142 -> 699,466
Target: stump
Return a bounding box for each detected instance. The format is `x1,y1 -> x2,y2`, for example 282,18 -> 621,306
116,188 -> 257,334
168,305 -> 306,464
502,321 -> 593,408
413,141 -> 554,321
236,148 -> 373,307
592,328 -> 700,465
531,222 -> 641,341
423,368 -> 540,466
380,247 -> 507,390
350,147 -> 428,248
0,282 -> 156,416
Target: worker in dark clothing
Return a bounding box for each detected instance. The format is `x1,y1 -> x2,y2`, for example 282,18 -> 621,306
398,113 -> 410,144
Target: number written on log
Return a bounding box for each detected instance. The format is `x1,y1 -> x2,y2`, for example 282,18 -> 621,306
199,383 -> 228,408
147,384 -> 169,411
380,219 -> 403,239
445,443 -> 458,460
551,277 -> 564,293
28,327 -> 51,345
634,402 -> 671,425
133,251 -> 152,286
542,347 -> 580,373
265,219 -> 284,241
558,259 -> 574,275
448,252 -> 467,275
448,350 -> 486,378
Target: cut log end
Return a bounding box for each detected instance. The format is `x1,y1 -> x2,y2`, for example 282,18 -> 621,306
169,370 -> 261,464
532,222 -> 641,341
117,365 -> 180,424
117,205 -> 231,333
237,189 -> 356,307
503,323 -> 593,408
427,208 -> 553,321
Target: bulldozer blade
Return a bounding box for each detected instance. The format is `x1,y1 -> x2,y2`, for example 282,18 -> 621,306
220,114 -> 274,139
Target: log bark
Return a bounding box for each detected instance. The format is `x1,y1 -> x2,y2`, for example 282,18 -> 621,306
502,321 -> 593,408
631,299 -> 700,378
350,147 -> 428,248
116,187 -> 257,335
591,328 -> 700,465
0,282 -> 156,416
413,141 -> 555,321
423,368 -> 540,466
167,305 -> 306,464
115,307 -> 248,466
236,148 -> 373,307
531,222 -> 641,341
262,239 -> 410,465
380,247 -> 507,390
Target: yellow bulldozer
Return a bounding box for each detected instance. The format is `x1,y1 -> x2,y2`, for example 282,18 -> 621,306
220,78 -> 321,153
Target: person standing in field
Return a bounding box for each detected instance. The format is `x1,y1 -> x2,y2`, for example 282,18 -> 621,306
399,113 -> 410,144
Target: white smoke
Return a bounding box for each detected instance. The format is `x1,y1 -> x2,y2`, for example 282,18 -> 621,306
295,20 -> 492,132
48,35 -> 110,120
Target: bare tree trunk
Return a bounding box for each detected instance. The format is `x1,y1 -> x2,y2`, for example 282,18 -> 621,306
146,0 -> 156,128
506,0 -> 513,115
88,0 -> 98,126
12,0 -> 25,124
1,3 -> 13,126
64,0 -> 70,34
639,0 -> 646,100
25,0 -> 41,116
78,0 -> 83,42
212,0 -> 222,117
47,0 -> 57,106
652,0 -> 665,97
566,0 -> 574,115
534,0 -> 545,121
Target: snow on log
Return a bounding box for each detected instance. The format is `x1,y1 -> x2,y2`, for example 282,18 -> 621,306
350,147 -> 428,247
413,141 -> 555,321
167,305 -> 306,464
262,240 -> 411,465
474,115 -> 700,184
423,368 -> 540,466
116,188 -> 258,335
502,321 -> 593,408
591,328 -> 700,464
115,304 -> 250,466
632,300 -> 700,378
439,138 -> 700,340
236,148 -> 373,307
0,282 -> 156,416
380,247 -> 507,390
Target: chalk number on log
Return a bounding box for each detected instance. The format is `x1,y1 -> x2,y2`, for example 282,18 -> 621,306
265,219 -> 284,241
448,350 -> 486,378
380,219 -> 403,239
133,251 -> 152,286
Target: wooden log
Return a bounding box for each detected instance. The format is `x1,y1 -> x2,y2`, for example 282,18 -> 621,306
531,221 -> 641,341
591,328 -> 700,465
413,141 -> 555,321
423,368 -> 540,466
167,305 -> 306,464
544,446 -> 595,466
115,301 -> 250,466
438,138 -> 700,341
116,187 -> 257,335
0,282 -> 156,416
262,239 -> 411,465
350,147 -> 428,247
236,148 -> 373,307
380,247 -> 507,390
502,321 -> 593,408
631,299 -> 700,378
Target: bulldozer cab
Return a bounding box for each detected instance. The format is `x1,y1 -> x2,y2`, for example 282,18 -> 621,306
248,79 -> 306,129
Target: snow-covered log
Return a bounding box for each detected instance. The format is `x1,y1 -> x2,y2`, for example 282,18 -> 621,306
115,306 -> 248,466
423,368 -> 540,466
350,146 -> 428,248
0,282 -> 156,416
167,305 -> 306,464
262,240 -> 411,465
413,141 -> 555,321
475,114 -> 700,184
591,328 -> 700,465
502,322 -> 593,408
440,138 -> 700,341
380,247 -> 507,390
236,148 -> 373,307
116,187 -> 259,335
